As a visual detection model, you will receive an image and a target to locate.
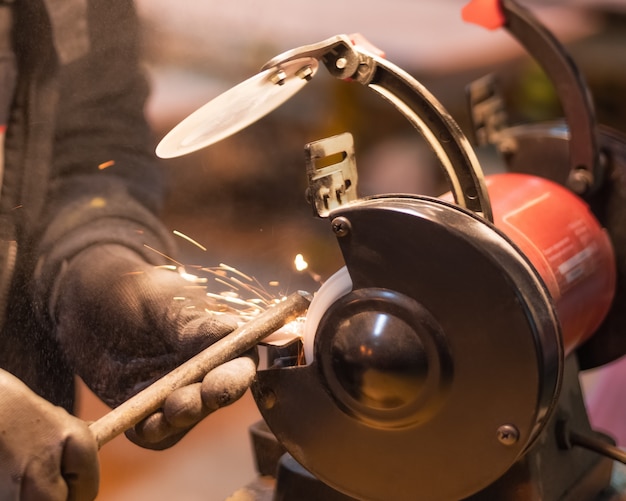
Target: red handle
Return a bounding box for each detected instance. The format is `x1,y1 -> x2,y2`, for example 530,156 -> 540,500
462,0 -> 505,30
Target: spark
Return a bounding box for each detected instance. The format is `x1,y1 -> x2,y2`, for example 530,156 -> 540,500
249,298 -> 267,305
173,230 -> 208,251
215,277 -> 239,291
202,265 -> 274,305
98,160 -> 116,170
294,254 -> 308,272
206,292 -> 261,308
178,268 -> 208,284
143,244 -> 184,267
143,236 -> 306,342
252,276 -> 275,299
294,253 -> 322,284
229,276 -> 273,305
203,266 -> 307,350
198,263 -> 289,322
219,263 -> 254,282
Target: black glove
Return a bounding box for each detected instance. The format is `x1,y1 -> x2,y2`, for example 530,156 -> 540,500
0,369 -> 99,500
53,244 -> 257,449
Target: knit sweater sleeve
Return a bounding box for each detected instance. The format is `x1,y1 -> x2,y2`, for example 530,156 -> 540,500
34,0 -> 177,313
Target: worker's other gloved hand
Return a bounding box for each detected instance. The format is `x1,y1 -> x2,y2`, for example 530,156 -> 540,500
125,354 -> 257,449
53,244 -> 257,450
0,369 -> 99,500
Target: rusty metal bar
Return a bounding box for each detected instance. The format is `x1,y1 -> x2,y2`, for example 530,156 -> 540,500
90,290 -> 311,448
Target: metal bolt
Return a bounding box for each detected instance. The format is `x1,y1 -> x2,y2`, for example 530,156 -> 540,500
497,424 -> 520,446
331,217 -> 351,237
259,388 -> 277,410
335,57 -> 348,70
297,65 -> 314,81
270,69 -> 287,86
567,167 -> 593,195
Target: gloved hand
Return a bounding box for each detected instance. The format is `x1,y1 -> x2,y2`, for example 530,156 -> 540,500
0,369 -> 99,500
53,244 -> 257,449
125,355 -> 257,449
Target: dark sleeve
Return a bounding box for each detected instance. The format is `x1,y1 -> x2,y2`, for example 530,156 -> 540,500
34,0 -> 177,311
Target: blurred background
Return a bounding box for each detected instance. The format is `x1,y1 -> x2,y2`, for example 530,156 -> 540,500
78,1 -> 626,499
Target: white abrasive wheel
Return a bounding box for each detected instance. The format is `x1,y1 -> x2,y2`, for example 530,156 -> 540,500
302,266 -> 353,364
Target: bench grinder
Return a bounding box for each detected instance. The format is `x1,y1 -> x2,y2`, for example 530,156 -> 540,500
157,1 -> 626,499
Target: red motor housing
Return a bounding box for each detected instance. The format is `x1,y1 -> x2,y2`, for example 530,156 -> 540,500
483,173 -> 615,354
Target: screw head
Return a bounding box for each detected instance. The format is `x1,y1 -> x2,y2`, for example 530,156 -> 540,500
497,424 -> 520,446
258,388 -> 277,410
331,217 -> 351,237
567,168 -> 593,195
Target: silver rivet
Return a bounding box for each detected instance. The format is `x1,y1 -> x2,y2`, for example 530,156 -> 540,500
335,57 -> 348,70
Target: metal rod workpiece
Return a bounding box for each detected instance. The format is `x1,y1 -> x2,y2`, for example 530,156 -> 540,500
90,290 -> 312,448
